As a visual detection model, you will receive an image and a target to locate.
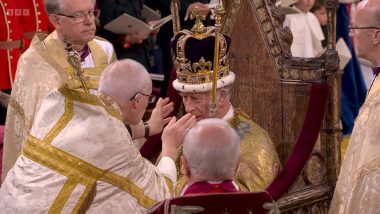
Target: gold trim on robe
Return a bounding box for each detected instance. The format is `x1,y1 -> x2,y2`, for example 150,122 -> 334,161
0,88 -> 173,213
23,135 -> 157,211
175,109 -> 281,195
2,31 -> 115,181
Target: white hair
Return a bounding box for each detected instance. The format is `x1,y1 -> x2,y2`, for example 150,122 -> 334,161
183,118 -> 240,181
217,86 -> 231,101
98,59 -> 151,106
45,0 -> 64,15
45,0 -> 96,15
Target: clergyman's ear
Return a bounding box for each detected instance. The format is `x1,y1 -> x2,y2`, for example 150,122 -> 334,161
131,96 -> 141,110
182,155 -> 191,178
50,14 -> 61,29
217,89 -> 228,106
372,30 -> 380,45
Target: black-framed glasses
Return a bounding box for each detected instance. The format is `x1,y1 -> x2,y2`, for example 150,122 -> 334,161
56,9 -> 100,24
349,25 -> 380,32
130,92 -> 156,104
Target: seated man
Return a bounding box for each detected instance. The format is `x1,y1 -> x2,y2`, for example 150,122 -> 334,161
170,13 -> 281,194
0,59 -> 196,213
182,118 -> 240,195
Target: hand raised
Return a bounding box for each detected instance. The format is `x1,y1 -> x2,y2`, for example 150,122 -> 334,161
161,113 -> 196,160
188,2 -> 210,17
148,97 -> 174,136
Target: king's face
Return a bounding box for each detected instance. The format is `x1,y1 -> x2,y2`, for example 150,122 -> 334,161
180,91 -> 211,121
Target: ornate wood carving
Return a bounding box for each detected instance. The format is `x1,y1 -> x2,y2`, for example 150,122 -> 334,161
302,151 -> 326,185
279,185 -> 332,213
221,0 -> 340,211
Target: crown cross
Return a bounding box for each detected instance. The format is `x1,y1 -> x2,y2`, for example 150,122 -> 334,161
190,9 -> 207,39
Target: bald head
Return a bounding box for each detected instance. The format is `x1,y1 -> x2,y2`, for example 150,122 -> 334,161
351,0 -> 380,65
99,59 -> 151,109
363,0 -> 380,27
356,0 -> 380,26
183,118 -> 240,182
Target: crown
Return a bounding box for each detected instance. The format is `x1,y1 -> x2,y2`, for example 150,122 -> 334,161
170,10 -> 235,93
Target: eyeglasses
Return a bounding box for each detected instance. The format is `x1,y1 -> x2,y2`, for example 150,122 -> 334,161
130,92 -> 156,104
349,25 -> 380,32
56,9 -> 100,24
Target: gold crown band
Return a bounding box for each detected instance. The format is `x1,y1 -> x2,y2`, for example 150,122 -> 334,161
173,26 -> 230,85
176,63 -> 230,84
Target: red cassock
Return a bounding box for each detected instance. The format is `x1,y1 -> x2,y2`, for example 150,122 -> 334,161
21,0 -> 54,49
0,0 -> 24,90
183,180 -> 239,196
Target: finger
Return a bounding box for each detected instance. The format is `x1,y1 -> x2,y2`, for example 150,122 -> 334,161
166,116 -> 177,127
176,113 -> 192,125
176,114 -> 195,129
159,98 -> 170,110
160,97 -> 170,105
154,97 -> 164,108
182,115 -> 196,129
198,5 -> 209,10
191,3 -> 204,11
162,102 -> 174,117
163,117 -> 172,125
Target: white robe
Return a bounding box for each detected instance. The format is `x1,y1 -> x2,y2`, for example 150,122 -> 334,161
283,6 -> 325,58
329,76 -> 380,213
2,31 -> 116,181
0,88 -> 176,213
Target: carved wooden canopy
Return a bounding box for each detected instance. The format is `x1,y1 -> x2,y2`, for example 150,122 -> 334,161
221,0 -> 340,211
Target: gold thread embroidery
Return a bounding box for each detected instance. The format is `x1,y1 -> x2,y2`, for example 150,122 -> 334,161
354,157 -> 380,181
65,67 -> 104,90
8,97 -> 31,130
164,176 -> 174,197
43,98 -> 74,144
23,137 -> 95,213
59,87 -> 122,121
88,38 -> 110,68
101,171 -> 157,207
48,178 -> 78,213
23,135 -> 157,209
72,181 -> 97,214
228,108 -> 240,129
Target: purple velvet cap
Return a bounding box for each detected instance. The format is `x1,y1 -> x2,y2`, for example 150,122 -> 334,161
170,33 -> 231,66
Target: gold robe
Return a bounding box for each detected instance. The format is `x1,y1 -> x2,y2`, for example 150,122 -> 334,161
2,31 -> 116,181
329,77 -> 380,214
175,108 -> 281,195
0,87 -> 174,213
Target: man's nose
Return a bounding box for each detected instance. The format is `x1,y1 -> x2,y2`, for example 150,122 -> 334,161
183,99 -> 195,113
83,13 -> 94,24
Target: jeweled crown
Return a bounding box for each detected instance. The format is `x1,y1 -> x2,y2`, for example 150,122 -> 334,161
170,11 -> 235,92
